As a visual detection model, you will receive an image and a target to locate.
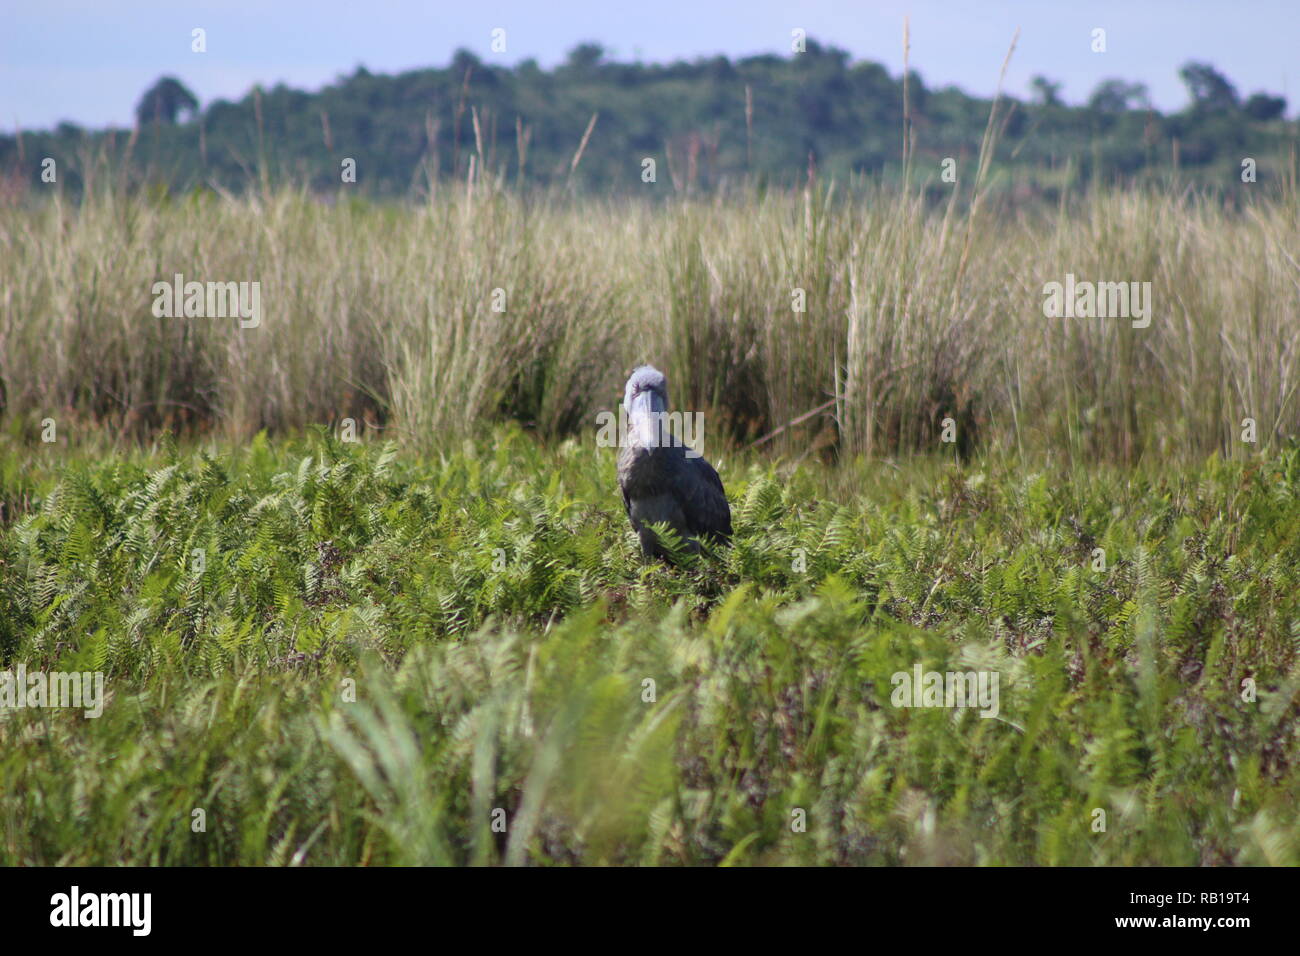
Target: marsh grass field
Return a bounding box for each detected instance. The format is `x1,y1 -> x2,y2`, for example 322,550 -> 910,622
1,429 -> 1299,865
1,174 -> 1299,866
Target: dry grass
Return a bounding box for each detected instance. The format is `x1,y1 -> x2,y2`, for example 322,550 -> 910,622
1,182 -> 1297,461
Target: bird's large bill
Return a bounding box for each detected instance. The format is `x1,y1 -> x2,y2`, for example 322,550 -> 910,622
628,391 -> 667,448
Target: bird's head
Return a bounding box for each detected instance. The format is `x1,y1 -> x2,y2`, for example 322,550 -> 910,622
623,366 -> 669,446
623,365 -> 669,417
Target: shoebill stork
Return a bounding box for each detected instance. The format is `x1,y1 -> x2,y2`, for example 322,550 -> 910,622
617,365 -> 732,559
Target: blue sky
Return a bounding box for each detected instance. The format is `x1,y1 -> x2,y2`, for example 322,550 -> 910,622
2,1 -> 1294,130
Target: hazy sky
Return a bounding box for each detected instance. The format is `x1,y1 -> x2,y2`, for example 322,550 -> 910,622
2,1 -> 1294,130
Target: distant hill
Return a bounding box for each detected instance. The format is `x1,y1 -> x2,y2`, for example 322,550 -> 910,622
2,40 -> 1295,197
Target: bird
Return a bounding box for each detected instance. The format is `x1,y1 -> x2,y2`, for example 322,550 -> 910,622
617,365 -> 732,560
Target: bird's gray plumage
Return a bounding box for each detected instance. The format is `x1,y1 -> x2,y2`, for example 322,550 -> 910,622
617,366 -> 732,559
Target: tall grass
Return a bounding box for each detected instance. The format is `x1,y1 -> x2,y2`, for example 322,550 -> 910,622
1,181 -> 1297,460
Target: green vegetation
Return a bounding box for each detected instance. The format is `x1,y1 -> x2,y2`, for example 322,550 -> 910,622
2,46 -> 1298,864
2,43 -> 1295,197
1,430 -> 1297,865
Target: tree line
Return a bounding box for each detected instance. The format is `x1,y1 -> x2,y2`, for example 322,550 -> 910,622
2,41 -> 1294,198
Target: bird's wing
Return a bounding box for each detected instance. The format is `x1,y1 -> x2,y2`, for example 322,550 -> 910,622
673,452 -> 732,540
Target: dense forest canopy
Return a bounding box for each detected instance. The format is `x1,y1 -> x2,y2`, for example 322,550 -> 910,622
2,40 -> 1294,197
